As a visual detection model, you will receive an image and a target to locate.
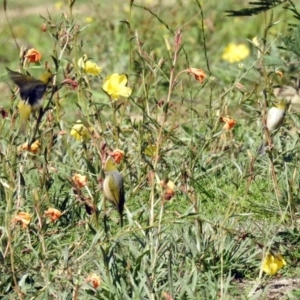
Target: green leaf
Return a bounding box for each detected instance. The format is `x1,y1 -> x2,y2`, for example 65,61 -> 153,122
262,55 -> 285,66
51,55 -> 59,69
226,1 -> 287,17
282,24 -> 300,57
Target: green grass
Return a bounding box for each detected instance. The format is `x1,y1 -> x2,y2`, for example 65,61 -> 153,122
1,0 -> 300,299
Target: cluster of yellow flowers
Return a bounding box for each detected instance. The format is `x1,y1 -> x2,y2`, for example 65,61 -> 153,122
68,55 -> 133,141
222,43 -> 250,63
76,54 -> 132,100
69,64 -> 237,142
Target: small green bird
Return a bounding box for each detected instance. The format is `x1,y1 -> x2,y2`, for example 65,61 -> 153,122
103,156 -> 125,227
258,100 -> 287,154
6,67 -> 53,132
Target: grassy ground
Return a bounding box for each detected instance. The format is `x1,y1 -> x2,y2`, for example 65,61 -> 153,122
1,0 -> 300,299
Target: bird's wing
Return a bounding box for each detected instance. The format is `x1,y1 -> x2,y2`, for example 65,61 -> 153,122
107,173 -> 125,214
7,69 -> 46,104
26,82 -> 47,106
7,69 -> 32,87
118,177 -> 125,215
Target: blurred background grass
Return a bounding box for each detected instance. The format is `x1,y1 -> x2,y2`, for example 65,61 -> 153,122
1,0 -> 300,299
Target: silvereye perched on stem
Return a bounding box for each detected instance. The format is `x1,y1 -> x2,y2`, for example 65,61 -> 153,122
103,156 -> 125,227
258,100 -> 287,154
6,67 -> 53,133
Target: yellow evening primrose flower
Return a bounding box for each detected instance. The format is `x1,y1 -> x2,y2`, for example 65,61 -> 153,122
102,73 -> 132,100
85,17 -> 94,23
159,179 -> 176,201
144,144 -> 156,158
70,120 -> 93,141
72,173 -> 88,188
222,43 -> 250,63
55,1 -> 63,10
262,252 -> 286,275
13,212 -> 32,229
19,140 -> 41,154
78,55 -> 102,76
86,273 -> 101,289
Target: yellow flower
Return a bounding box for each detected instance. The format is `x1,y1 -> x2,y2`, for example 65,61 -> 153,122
85,17 -> 94,23
102,73 -> 132,100
19,140 -> 41,154
222,43 -> 250,63
55,1 -> 63,10
262,252 -> 286,275
160,179 -> 176,200
144,144 -> 156,158
86,273 -> 101,289
72,173 -> 87,188
12,212 -> 31,229
44,208 -> 62,222
70,120 -> 92,141
78,55 -> 102,76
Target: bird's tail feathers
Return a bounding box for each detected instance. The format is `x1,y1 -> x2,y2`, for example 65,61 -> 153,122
257,141 -> 267,155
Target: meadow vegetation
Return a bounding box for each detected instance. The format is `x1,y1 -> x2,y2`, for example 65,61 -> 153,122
1,0 -> 300,299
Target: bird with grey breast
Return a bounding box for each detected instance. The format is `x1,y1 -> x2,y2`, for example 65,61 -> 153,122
258,100 -> 287,154
103,156 -> 125,227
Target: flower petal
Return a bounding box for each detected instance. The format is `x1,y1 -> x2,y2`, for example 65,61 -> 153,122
262,253 -> 286,275
102,73 -> 132,100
